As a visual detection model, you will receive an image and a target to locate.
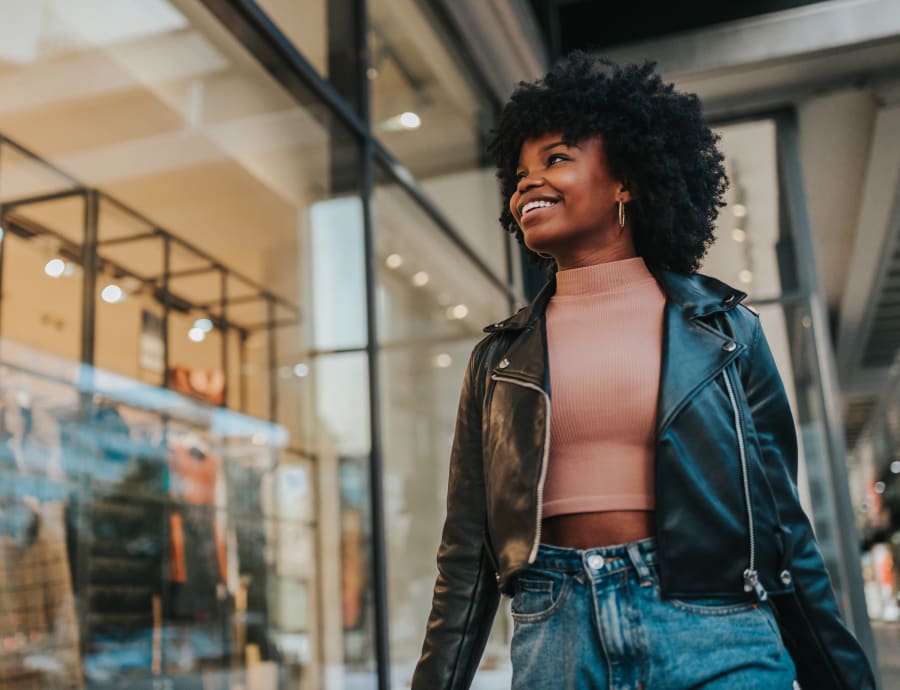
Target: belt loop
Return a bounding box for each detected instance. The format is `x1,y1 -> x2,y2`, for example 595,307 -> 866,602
626,542 -> 651,585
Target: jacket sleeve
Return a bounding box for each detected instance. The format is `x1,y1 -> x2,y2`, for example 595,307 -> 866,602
741,315 -> 876,690
411,342 -> 501,690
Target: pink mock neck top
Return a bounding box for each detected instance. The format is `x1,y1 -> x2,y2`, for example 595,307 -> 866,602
542,256 -> 666,518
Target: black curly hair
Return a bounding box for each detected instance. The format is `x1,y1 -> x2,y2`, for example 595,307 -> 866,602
487,51 -> 728,274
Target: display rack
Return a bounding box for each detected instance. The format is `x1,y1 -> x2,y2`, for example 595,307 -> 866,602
0,133 -> 302,422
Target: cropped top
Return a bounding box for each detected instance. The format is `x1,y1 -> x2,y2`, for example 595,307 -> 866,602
542,256 -> 666,518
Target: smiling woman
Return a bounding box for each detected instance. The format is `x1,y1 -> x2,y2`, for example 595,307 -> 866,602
412,51 -> 876,690
510,134 -> 635,270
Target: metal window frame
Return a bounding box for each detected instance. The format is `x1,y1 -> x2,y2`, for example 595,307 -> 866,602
194,1 -> 519,688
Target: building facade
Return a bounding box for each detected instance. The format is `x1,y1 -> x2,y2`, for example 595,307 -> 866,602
0,0 -> 897,688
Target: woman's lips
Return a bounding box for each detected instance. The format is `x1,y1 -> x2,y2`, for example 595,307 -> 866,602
521,203 -> 558,226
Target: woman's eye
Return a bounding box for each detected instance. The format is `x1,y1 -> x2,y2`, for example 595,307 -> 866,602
515,171 -> 526,180
547,154 -> 567,165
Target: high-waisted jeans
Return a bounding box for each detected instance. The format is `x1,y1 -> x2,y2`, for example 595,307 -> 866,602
510,538 -> 798,690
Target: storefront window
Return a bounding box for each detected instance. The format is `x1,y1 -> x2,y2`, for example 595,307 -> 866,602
705,120 -> 784,301
367,0 -> 508,280
374,164 -> 512,686
0,1 -> 371,688
255,0 -> 328,77
850,387 -> 900,632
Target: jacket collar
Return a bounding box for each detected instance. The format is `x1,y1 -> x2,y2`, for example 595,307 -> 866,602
484,267 -> 749,436
484,269 -> 747,334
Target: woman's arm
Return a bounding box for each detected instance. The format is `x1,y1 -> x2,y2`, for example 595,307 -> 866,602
412,343 -> 501,690
741,312 -> 876,690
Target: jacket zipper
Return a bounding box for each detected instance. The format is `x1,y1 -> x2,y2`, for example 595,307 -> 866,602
490,373 -> 551,565
722,365 -> 768,602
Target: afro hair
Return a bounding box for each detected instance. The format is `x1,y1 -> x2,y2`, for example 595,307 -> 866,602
487,51 -> 728,274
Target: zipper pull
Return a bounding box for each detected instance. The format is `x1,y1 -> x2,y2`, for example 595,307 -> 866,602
743,568 -> 768,602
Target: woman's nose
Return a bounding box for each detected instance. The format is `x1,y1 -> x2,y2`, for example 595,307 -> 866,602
516,173 -> 542,193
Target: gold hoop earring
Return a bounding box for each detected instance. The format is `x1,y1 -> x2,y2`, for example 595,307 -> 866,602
618,199 -> 626,229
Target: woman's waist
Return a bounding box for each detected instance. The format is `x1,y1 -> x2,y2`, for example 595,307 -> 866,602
541,510 -> 655,550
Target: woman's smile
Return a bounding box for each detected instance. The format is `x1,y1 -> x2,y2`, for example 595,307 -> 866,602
509,132 -> 634,268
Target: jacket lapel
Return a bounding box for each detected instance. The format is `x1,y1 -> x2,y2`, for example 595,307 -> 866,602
654,270 -> 748,435
655,299 -> 743,435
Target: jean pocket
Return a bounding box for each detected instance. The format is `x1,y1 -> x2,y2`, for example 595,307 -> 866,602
510,572 -> 570,623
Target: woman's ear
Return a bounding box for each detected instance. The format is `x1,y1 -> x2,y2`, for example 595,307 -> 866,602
617,183 -> 634,203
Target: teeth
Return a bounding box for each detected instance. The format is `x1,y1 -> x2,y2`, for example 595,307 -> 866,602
522,200 -> 557,216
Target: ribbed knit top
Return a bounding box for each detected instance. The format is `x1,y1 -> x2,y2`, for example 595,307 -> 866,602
542,256 -> 666,518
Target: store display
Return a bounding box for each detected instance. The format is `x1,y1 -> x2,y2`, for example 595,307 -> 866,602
168,367 -> 226,407
0,403 -> 82,690
0,132 -> 315,689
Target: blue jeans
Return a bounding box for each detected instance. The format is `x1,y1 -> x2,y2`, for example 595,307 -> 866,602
510,538 -> 798,689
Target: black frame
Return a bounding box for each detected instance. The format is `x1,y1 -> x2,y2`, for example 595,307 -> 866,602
190,2 -> 519,688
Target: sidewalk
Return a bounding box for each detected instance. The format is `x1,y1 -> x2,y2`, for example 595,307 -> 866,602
873,621 -> 900,689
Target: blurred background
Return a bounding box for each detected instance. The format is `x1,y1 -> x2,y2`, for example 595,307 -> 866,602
0,0 -> 897,688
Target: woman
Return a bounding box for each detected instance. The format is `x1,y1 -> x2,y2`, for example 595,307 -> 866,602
413,53 -> 875,689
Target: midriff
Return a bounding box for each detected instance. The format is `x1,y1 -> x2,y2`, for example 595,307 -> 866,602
541,510 -> 655,550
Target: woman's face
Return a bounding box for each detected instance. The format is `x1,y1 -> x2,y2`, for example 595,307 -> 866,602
509,132 -> 634,268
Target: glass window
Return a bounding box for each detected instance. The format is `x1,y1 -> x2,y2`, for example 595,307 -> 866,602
368,0 -> 508,279
705,119 -> 783,301
0,2 -> 371,688
374,163 -> 512,685
255,0 -> 328,77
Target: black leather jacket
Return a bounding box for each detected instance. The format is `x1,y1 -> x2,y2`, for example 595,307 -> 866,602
413,269 -> 875,690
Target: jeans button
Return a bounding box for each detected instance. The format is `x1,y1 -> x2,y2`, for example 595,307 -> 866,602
587,554 -> 605,569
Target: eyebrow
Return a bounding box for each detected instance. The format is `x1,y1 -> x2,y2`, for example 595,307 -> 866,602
540,139 -> 572,152
516,140 -> 577,171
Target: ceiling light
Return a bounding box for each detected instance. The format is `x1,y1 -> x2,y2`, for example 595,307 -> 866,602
293,363 -> 309,378
412,271 -> 430,287
385,254 -> 403,269
45,259 -> 66,278
447,304 -> 469,320
738,269 -> 753,284
188,327 -> 206,343
874,481 -> 886,494
399,111 -> 421,129
434,353 -> 452,368
193,318 -> 214,333
367,67 -> 379,80
731,228 -> 746,242
101,284 -> 124,304
891,461 -> 900,474
732,204 -> 748,218
0,226 -> 5,241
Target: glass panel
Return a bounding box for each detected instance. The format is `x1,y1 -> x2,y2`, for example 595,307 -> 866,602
705,119 -> 783,301
374,165 -> 509,345
0,192 -> 85,362
255,0 -> 328,77
0,1 -> 371,687
368,0 -> 507,278
375,165 -> 511,685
